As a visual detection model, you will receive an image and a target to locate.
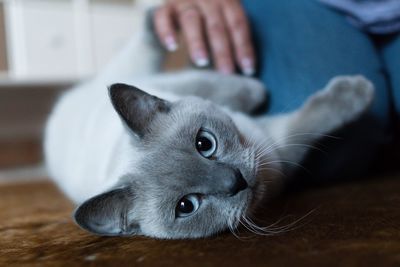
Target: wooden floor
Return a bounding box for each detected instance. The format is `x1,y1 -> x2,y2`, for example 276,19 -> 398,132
1,175 -> 399,267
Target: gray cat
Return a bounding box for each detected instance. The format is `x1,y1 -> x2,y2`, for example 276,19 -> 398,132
44,15 -> 374,239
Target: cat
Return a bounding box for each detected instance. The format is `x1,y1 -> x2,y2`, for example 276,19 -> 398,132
44,15 -> 374,239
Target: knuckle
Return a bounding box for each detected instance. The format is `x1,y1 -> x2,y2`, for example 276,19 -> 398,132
208,21 -> 224,34
212,40 -> 229,52
184,25 -> 203,41
231,17 -> 246,30
154,7 -> 161,17
234,36 -> 248,47
179,9 -> 200,21
157,5 -> 170,16
154,8 -> 164,22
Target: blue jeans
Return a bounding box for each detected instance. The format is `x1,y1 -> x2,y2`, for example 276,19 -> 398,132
241,0 -> 399,181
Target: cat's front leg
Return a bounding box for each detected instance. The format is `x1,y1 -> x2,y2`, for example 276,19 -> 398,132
152,70 -> 268,113
292,75 -> 374,134
259,75 -> 374,171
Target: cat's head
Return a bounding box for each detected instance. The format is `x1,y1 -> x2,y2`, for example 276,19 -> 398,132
74,83 -> 278,239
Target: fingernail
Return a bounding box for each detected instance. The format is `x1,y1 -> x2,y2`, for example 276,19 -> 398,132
241,58 -> 255,76
193,51 -> 209,67
165,36 -> 178,52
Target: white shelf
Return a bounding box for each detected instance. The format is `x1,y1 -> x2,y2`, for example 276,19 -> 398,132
0,74 -> 77,88
0,0 -> 158,82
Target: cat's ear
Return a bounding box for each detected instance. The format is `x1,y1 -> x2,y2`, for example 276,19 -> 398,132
108,83 -> 171,137
74,187 -> 140,236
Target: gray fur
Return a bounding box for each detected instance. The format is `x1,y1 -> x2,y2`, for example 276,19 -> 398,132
74,75 -> 374,239
50,12 -> 374,239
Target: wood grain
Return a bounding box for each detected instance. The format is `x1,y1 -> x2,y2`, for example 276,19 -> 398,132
0,176 -> 399,267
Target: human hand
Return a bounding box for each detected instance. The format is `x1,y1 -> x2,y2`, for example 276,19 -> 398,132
153,0 -> 255,76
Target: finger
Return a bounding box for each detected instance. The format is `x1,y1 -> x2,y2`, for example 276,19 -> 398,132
176,3 -> 209,67
154,6 -> 178,51
221,0 -> 255,76
198,1 -> 234,74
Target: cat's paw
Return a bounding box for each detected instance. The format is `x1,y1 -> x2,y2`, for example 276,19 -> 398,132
196,71 -> 268,113
325,75 -> 374,119
324,75 -> 374,113
305,75 -> 374,123
238,77 -> 268,113
298,75 -> 374,134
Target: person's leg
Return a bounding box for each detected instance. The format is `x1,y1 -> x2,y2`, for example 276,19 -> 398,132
241,0 -> 389,120
381,33 -> 400,123
380,34 -> 400,170
240,0 -> 392,181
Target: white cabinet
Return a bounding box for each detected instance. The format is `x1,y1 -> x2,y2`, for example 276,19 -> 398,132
7,1 -> 78,79
90,3 -> 141,71
1,0 -> 158,81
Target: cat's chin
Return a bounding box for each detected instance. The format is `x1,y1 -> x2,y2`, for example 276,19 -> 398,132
245,175 -> 273,216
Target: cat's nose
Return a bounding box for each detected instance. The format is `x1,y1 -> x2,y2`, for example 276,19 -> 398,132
229,170 -> 248,196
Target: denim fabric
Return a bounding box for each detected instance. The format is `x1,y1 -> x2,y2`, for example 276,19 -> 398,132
320,0 -> 400,34
240,0 -> 399,181
381,34 -> 400,116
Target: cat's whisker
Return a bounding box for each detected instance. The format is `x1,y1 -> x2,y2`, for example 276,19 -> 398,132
254,131 -> 338,159
249,134 -> 272,152
239,216 -> 261,235
281,132 -> 340,140
258,160 -> 310,173
240,208 -> 317,237
241,217 -> 286,236
227,215 -> 242,240
253,135 -> 298,159
240,215 -> 277,236
253,144 -> 269,161
268,132 -> 340,145
257,160 -> 298,166
227,207 -> 255,240
245,215 -> 288,232
256,167 -> 285,177
256,142 -> 326,160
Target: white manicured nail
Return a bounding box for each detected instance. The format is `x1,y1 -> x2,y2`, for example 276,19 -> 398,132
243,67 -> 255,76
195,57 -> 209,67
165,36 -> 178,52
193,51 -> 209,67
242,58 -> 255,76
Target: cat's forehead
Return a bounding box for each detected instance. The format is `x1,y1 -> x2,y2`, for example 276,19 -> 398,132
166,113 -> 236,144
145,98 -> 233,139
175,97 -> 225,117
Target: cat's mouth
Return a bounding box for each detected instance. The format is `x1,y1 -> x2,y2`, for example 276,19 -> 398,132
245,176 -> 267,214
224,181 -> 270,236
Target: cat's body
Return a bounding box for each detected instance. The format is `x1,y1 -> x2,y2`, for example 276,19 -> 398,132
45,71 -> 267,203
45,17 -> 374,239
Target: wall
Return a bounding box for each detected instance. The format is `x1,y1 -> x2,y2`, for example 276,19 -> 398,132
0,2 -> 7,71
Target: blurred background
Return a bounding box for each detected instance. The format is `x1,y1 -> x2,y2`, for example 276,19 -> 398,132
0,3 -> 399,265
0,0 -> 187,182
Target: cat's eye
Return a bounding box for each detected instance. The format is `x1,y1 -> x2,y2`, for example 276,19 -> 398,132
176,194 -> 201,218
196,130 -> 217,158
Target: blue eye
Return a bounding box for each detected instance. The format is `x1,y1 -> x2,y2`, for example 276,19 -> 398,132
196,130 -> 217,158
176,194 -> 200,218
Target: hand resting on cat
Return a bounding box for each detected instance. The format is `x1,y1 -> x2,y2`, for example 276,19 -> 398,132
44,14 -> 374,239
